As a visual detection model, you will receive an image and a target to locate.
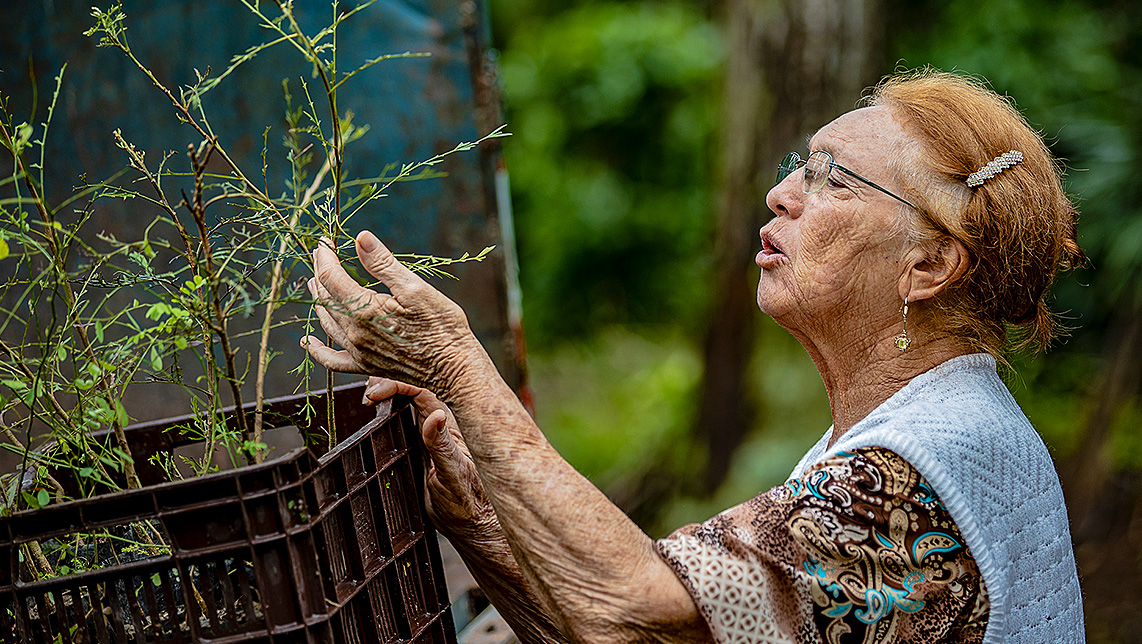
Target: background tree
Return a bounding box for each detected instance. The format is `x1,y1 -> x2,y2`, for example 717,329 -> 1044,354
695,0 -> 886,495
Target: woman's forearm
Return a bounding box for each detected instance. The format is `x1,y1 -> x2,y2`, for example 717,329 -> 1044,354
444,524 -> 569,644
441,351 -> 710,643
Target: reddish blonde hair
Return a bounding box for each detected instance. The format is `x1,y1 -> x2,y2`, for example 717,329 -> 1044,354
867,69 -> 1084,355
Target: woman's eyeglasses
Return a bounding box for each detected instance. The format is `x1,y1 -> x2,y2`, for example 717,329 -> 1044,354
776,151 -> 917,210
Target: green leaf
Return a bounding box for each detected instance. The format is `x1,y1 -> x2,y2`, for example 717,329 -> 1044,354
113,400 -> 130,428
98,453 -> 121,470
21,491 -> 39,509
1,379 -> 27,391
12,123 -> 33,153
91,396 -> 112,423
36,489 -> 49,508
0,238 -> 9,260
78,467 -> 94,478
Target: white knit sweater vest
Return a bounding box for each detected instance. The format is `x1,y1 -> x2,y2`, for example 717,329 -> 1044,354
789,354 -> 1084,643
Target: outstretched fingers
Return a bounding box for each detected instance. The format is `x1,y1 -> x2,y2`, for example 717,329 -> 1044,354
355,230 -> 424,297
300,335 -> 365,373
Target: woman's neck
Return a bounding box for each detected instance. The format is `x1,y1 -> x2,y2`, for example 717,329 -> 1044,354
795,324 -> 971,446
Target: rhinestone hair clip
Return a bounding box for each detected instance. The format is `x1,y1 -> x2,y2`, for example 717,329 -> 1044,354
966,150 -> 1024,188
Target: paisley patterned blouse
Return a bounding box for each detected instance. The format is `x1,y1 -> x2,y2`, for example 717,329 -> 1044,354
657,447 -> 989,644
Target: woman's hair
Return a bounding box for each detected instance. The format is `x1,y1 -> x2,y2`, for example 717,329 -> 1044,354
866,68 -> 1085,356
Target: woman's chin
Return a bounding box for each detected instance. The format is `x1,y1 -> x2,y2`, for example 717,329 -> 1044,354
755,284 -> 792,319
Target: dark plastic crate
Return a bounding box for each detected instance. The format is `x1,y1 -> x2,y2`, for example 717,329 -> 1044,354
0,383 -> 456,643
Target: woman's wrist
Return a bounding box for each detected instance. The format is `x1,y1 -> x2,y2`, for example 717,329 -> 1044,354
436,510 -> 506,554
434,335 -> 503,404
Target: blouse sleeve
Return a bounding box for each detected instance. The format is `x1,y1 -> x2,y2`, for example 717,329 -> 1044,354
655,447 -> 989,644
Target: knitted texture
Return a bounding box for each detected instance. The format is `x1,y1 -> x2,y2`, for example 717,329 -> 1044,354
789,354 -> 1084,643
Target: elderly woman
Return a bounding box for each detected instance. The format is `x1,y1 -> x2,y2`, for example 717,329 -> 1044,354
303,70 -> 1085,643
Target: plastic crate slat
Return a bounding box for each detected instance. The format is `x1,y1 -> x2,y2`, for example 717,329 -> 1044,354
67,586 -> 90,642
86,583 -> 111,644
12,553 -> 175,591
139,572 -> 163,638
123,576 -> 148,644
105,582 -> 129,644
233,559 -> 257,630
156,570 -> 189,644
218,558 -> 239,631
10,595 -> 29,644
199,563 -> 223,635
33,593 -> 52,642
366,574 -> 398,642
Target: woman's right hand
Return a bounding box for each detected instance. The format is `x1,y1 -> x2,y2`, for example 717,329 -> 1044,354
363,378 -> 498,542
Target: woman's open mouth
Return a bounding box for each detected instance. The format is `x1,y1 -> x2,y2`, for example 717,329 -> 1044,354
757,232 -> 788,268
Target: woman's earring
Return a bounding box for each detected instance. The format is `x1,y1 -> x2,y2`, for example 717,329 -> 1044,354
894,299 -> 911,352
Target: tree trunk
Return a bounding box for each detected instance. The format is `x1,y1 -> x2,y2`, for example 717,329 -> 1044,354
695,0 -> 885,494
1065,294 -> 1142,542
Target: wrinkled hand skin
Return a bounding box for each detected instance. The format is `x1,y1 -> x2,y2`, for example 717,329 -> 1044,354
301,233 -> 488,397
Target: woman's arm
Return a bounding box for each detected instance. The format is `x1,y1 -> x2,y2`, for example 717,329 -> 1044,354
304,232 -> 712,643
363,379 -> 566,644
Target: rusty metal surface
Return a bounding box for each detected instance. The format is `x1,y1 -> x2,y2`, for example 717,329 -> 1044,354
0,0 -> 525,437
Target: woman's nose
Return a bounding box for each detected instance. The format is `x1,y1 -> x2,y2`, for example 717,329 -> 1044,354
765,173 -> 803,219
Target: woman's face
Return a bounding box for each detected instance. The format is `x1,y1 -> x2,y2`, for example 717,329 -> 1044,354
757,106 -> 916,342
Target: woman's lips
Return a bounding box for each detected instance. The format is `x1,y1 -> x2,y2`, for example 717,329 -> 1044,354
756,232 -> 787,268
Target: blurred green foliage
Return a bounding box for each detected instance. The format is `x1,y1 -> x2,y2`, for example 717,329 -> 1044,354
494,1 -> 723,346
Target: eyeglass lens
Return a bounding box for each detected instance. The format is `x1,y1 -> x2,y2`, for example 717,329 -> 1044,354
802,152 -> 832,194
776,152 -> 801,184
775,151 -> 833,194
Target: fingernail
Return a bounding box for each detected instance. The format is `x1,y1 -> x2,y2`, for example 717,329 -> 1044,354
432,417 -> 447,440
357,230 -> 377,253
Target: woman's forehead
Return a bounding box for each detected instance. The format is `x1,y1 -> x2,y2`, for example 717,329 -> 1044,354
809,106 -> 908,165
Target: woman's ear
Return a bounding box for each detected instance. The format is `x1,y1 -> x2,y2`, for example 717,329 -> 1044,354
900,237 -> 969,303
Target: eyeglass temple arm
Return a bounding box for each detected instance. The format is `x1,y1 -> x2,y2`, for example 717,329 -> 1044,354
832,165 -> 917,210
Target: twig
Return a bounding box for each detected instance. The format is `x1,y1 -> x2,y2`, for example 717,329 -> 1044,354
252,154 -> 332,462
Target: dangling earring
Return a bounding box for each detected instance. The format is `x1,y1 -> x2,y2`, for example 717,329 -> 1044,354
894,299 -> 911,352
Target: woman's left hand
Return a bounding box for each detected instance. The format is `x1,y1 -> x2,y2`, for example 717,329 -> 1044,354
361,377 -> 498,542
302,231 -> 488,395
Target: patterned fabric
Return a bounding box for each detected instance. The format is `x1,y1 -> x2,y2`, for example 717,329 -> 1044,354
797,355 -> 1083,643
657,447 -> 988,644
